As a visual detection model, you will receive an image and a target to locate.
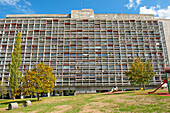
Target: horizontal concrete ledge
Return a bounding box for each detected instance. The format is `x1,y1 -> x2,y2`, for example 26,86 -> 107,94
53,85 -> 160,91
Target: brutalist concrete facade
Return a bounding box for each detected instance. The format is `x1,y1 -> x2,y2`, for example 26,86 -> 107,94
0,9 -> 169,94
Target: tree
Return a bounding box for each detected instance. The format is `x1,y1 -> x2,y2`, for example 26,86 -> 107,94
0,81 -> 7,99
125,57 -> 155,90
8,31 -> 22,100
21,62 -> 56,101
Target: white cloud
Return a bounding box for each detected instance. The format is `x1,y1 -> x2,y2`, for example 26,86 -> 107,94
140,5 -> 170,19
125,0 -> 143,9
0,0 -> 34,14
139,6 -> 157,15
0,0 -> 20,6
125,0 -> 134,9
136,0 -> 142,5
23,0 -> 31,6
157,6 -> 170,19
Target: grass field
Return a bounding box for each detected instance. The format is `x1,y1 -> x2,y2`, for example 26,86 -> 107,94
0,88 -> 170,113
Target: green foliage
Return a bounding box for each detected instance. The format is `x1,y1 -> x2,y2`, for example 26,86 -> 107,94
66,90 -> 70,94
125,57 -> 155,88
8,31 -> 22,100
0,81 -> 7,99
70,90 -> 75,93
21,62 -> 56,101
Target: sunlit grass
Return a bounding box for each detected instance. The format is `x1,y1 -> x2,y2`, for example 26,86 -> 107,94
0,88 -> 169,113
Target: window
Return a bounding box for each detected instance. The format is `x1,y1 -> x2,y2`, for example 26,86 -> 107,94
47,31 -> 51,35
31,66 -> 35,69
96,66 -> 102,69
102,54 -> 107,57
122,65 -> 127,68
116,65 -> 120,68
115,53 -> 120,56
53,39 -> 57,41
39,53 -> 43,57
64,54 -> 69,57
97,78 -> 102,81
152,53 -> 156,56
89,54 -> 95,57
46,46 -> 50,49
64,46 -> 69,49
33,54 -> 37,57
127,46 -> 131,49
63,78 -> 68,81
109,65 -> 114,68
138,38 -> 142,41
96,54 -> 101,57
77,74 -> 82,77
9,46 -> 13,49
127,53 -> 132,56
90,62 -> 95,64
27,46 -> 31,49
70,66 -> 76,69
46,39 -> 51,41
64,66 -> 69,69
52,53 -> 56,57
83,46 -> 88,49
89,46 -> 95,49
45,54 -> 50,57
57,65 -> 62,69
102,65 -> 108,69
133,46 -> 138,48
140,53 -> 144,56
77,54 -> 82,57
121,46 -> 125,48
21,54 -> 24,57
71,54 -> 76,57
33,46 -> 38,49
121,53 -> 126,56
145,46 -> 149,49
51,62 -> 56,65
90,74 -> 95,77
83,74 -> 89,78
95,46 -> 101,49
132,38 -> 136,41
145,53 -> 150,56
71,46 -> 76,49
84,62 -> 89,65
134,53 -> 138,56
39,46 -> 44,49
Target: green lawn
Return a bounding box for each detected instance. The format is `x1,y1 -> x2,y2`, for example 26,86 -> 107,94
0,88 -> 170,113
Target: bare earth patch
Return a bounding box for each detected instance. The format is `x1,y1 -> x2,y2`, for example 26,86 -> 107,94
79,102 -> 112,113
0,107 -> 7,111
51,105 -> 72,113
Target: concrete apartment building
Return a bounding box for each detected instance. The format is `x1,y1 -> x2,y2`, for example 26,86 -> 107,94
0,9 -> 170,95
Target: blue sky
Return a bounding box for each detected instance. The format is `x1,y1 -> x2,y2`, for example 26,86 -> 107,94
0,0 -> 170,18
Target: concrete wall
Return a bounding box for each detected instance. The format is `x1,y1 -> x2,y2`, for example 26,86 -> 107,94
71,9 -> 94,19
162,19 -> 170,65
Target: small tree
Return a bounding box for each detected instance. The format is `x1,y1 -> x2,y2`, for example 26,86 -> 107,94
8,31 -> 22,100
125,57 -> 155,90
22,62 -> 56,101
0,81 -> 7,99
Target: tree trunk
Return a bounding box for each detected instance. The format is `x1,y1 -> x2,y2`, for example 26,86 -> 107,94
13,96 -> 15,100
139,84 -> 141,90
37,93 -> 40,101
143,83 -> 145,91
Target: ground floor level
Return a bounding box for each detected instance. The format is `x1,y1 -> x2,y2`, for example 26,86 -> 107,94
1,84 -> 161,99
